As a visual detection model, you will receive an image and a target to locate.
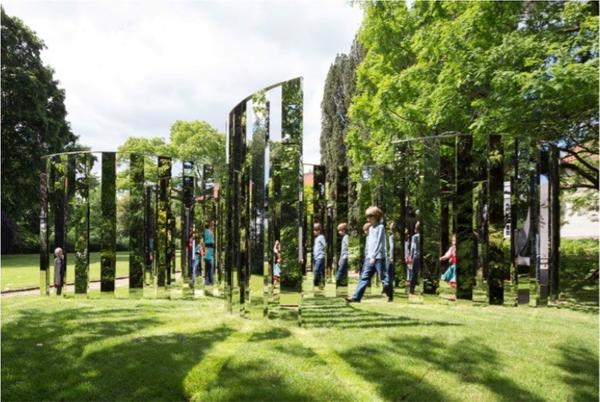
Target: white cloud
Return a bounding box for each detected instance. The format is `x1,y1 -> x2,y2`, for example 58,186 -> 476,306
3,0 -> 363,164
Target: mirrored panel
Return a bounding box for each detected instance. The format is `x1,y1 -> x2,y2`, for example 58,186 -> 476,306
73,153 -> 91,297
156,156 -> 171,297
39,164 -> 50,295
129,153 -> 145,297
100,152 -> 117,295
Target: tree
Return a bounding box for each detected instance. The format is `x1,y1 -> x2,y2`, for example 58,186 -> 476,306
1,8 -> 79,251
117,120 -> 226,188
320,36 -> 364,186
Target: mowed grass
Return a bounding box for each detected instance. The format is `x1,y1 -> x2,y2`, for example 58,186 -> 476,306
1,252 -> 182,291
2,279 -> 598,402
1,252 -> 131,291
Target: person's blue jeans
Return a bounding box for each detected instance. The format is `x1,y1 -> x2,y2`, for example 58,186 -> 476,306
192,258 -> 200,287
336,258 -> 348,285
204,258 -> 214,285
314,258 -> 325,287
352,258 -> 387,301
410,258 -> 420,293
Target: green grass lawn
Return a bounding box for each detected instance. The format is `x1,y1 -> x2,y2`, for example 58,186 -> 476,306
0,252 -> 131,291
1,252 -> 182,291
2,278 -> 598,401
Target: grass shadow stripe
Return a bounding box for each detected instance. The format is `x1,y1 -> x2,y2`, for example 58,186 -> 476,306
184,320 -> 255,401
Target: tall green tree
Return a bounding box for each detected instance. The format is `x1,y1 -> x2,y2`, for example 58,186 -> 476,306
320,36 -> 364,185
117,120 -> 225,189
347,0 -> 598,190
1,8 -> 79,252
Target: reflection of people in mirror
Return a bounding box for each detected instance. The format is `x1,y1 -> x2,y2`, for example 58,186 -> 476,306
440,234 -> 458,298
409,222 -> 421,294
387,221 -> 395,296
54,247 -> 64,295
335,223 -> 349,286
192,234 -> 202,287
347,206 -> 391,303
204,221 -> 215,285
360,222 -> 371,274
403,229 -> 412,285
273,240 -> 281,285
313,223 -> 327,288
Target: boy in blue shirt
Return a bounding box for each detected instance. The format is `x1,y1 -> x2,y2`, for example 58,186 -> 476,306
347,206 -> 392,302
313,223 -> 327,289
335,223 -> 349,286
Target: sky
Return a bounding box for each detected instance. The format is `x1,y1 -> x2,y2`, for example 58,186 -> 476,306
3,0 -> 363,164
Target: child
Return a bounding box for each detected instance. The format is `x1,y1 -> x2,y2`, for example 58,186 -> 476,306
54,247 -> 64,295
192,237 -> 202,288
273,240 -> 282,285
404,229 -> 412,285
440,234 -> 458,288
313,223 -> 327,288
204,221 -> 215,286
335,223 -> 349,286
361,222 -> 371,275
347,206 -> 391,302
387,221 -> 395,297
409,222 -> 421,294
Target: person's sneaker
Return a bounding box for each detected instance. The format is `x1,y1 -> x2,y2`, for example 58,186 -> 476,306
387,298 -> 393,302
345,297 -> 359,303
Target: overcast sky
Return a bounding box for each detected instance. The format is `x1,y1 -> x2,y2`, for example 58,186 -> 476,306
3,0 -> 363,164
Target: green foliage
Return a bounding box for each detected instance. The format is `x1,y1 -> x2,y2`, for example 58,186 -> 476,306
100,153 -> 116,291
320,37 -> 364,181
73,154 -> 90,294
347,1 -> 598,185
1,8 -> 81,251
129,154 -> 145,288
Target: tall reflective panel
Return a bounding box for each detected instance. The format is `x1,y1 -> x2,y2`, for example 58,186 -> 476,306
100,152 -> 117,295
335,166 -> 349,295
157,156 -> 172,296
39,164 -> 50,295
455,136 -> 475,299
129,153 -> 145,296
487,135 -> 508,305
181,160 -> 195,298
73,153 -> 91,296
278,77 -> 303,306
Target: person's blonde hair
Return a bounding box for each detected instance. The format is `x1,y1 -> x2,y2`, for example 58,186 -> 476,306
365,206 -> 383,221
337,222 -> 347,232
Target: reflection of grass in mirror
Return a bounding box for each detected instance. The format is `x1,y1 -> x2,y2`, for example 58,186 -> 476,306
2,277 -> 597,401
1,251 -> 182,291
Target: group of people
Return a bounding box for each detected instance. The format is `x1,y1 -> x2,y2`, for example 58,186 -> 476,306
311,205 -> 458,303
188,221 -> 216,287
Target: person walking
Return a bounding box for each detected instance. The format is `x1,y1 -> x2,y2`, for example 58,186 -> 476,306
347,206 -> 391,303
313,223 -> 327,289
386,221 -> 395,299
440,234 -> 458,289
409,222 -> 421,294
204,221 -> 215,286
54,247 -> 64,295
335,223 -> 349,286
273,240 -> 282,286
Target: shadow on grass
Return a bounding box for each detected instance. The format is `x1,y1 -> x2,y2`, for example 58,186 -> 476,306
555,343 -> 599,401
300,297 -> 461,329
1,304 -> 233,401
341,334 -> 546,401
